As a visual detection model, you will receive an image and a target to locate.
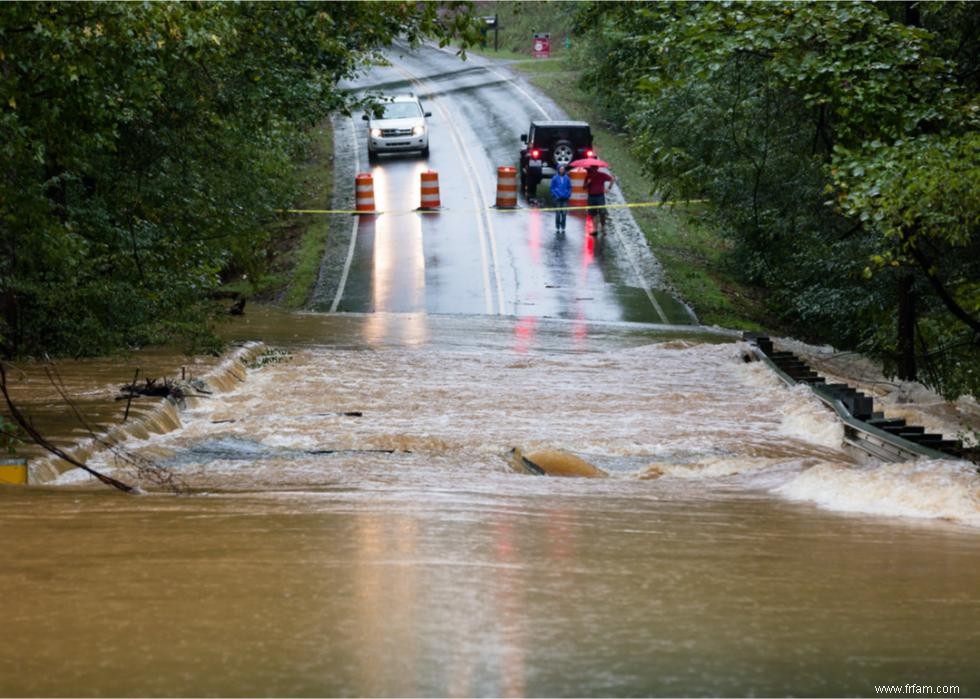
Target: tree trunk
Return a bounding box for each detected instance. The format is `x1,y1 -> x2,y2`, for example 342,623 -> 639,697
0,231 -> 19,357
905,1 -> 921,28
0,290 -> 15,357
897,273 -> 917,381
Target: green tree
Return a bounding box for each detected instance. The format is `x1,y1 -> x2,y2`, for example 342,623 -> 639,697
575,1 -> 980,397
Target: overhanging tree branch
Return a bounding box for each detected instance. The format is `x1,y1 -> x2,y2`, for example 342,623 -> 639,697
908,243 -> 980,335
0,363 -> 137,494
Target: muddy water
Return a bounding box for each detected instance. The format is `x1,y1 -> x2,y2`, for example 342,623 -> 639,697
2,310 -> 978,697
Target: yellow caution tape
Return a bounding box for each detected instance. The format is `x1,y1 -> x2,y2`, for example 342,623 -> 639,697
282,199 -> 707,216
498,200 -> 709,213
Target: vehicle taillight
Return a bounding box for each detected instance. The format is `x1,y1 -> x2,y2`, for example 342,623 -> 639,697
531,149 -> 540,159
586,149 -> 595,158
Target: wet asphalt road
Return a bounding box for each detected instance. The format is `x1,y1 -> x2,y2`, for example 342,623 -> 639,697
313,43 -> 694,326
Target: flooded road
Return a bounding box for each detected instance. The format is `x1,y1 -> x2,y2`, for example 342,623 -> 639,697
2,311 -> 978,697
3,44 -> 979,698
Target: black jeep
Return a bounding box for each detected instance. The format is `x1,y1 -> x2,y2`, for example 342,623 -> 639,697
519,120 -> 594,197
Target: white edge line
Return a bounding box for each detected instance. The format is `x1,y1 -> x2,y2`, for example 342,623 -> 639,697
604,189 -> 669,324
329,119 -> 362,313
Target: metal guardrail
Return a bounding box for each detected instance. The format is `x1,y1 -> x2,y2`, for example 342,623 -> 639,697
748,345 -> 952,463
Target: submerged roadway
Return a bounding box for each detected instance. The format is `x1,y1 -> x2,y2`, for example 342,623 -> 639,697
4,43 -> 979,699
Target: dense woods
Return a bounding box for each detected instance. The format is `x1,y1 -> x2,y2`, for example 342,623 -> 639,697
572,1 -> 979,398
0,1 -> 475,358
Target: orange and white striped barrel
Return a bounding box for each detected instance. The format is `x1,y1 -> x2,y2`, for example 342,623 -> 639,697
495,166 -> 518,208
355,173 -> 375,213
569,167 -> 587,211
419,170 -> 441,209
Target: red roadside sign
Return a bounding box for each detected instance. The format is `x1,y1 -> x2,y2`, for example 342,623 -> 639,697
532,32 -> 550,58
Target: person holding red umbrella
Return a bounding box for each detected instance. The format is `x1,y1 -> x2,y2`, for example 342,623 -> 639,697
584,163 -> 615,235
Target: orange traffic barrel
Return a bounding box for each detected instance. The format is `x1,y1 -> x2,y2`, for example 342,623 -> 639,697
355,173 -> 375,213
419,170 -> 441,209
569,167 -> 587,211
495,166 -> 518,208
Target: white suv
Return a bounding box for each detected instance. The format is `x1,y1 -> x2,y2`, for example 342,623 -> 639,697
363,94 -> 431,162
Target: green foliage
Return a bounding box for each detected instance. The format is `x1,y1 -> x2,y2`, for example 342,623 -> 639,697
279,123 -> 334,311
0,415 -> 20,454
0,1 -> 478,359
834,133 -> 980,273
574,0 -> 980,398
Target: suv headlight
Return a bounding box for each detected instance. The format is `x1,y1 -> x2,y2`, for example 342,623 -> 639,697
412,125 -> 426,136
371,128 -> 382,138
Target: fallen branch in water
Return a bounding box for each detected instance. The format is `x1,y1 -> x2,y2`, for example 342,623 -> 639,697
117,377 -> 187,400
114,376 -> 213,408
0,363 -> 137,494
44,364 -> 188,494
122,368 -> 139,422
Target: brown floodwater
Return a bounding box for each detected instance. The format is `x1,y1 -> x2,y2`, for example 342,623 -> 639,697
2,309 -> 978,697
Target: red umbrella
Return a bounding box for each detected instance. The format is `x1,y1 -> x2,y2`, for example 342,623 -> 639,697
569,157 -> 609,169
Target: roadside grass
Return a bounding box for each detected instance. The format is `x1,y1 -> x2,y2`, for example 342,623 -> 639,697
470,46 -> 528,62
249,122 -> 334,310
479,51 -> 768,331
500,56 -> 575,74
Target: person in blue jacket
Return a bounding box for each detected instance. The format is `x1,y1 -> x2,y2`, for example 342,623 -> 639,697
549,164 -> 572,233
